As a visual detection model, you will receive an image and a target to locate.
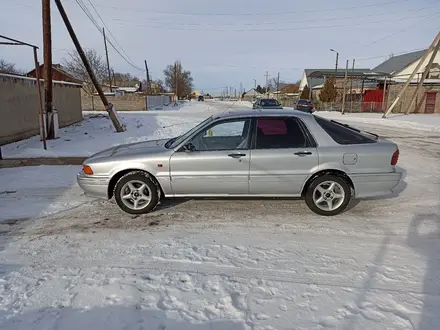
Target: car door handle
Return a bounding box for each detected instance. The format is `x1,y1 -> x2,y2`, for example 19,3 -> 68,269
294,151 -> 312,156
228,153 -> 246,158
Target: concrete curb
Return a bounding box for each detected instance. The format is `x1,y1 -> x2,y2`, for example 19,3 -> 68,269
0,157 -> 86,168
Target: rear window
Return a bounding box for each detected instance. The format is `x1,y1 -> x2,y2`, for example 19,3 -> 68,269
297,100 -> 311,104
261,99 -> 280,106
313,116 -> 376,145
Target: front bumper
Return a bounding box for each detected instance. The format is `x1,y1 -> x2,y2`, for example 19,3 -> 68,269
351,171 -> 403,198
77,172 -> 110,199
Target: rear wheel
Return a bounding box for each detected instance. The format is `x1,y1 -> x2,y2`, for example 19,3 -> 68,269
114,172 -> 159,215
305,175 -> 351,216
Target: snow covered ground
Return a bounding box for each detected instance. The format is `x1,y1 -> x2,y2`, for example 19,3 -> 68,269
2,101 -> 222,158
0,100 -> 439,329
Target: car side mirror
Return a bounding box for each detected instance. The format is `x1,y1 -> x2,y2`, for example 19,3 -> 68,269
183,143 -> 196,152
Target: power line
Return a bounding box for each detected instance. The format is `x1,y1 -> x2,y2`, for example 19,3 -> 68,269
86,0 -> 138,67
73,0 -> 144,71
65,0 -> 411,16
356,48 -> 426,61
112,12 -> 433,32
361,11 -> 440,48
109,6 -> 432,27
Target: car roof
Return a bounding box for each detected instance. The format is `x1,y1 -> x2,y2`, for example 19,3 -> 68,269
213,108 -> 313,120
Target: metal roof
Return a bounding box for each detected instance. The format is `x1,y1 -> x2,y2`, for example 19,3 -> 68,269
304,68 -> 371,88
372,49 -> 427,75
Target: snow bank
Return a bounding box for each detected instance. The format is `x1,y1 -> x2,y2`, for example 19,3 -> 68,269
316,111 -> 440,133
2,102 -> 216,159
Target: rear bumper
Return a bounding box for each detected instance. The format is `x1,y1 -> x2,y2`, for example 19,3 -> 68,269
351,172 -> 403,198
77,173 -> 110,199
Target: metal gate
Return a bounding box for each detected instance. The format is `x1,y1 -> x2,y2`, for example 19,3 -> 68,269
424,92 -> 437,114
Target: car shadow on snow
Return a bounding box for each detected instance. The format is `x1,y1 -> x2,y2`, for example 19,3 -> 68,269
0,305 -> 247,330
407,211 -> 440,330
347,166 -> 408,212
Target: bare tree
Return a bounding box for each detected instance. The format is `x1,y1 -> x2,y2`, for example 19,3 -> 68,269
62,48 -> 108,95
164,60 -> 193,98
0,59 -> 23,75
113,72 -> 139,86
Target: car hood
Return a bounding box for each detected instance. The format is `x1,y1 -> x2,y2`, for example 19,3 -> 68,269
86,138 -> 170,162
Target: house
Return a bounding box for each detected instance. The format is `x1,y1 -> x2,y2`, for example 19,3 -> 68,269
27,63 -> 83,84
371,49 -> 440,114
242,88 -> 263,101
299,68 -> 371,91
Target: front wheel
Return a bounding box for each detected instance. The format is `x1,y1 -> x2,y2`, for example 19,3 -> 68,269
304,175 -> 352,216
114,171 -> 159,215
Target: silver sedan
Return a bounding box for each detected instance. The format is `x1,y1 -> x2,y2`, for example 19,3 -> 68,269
77,109 -> 402,216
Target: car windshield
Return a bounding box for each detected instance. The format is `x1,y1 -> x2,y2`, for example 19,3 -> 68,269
166,116 -> 214,149
261,99 -> 280,106
297,100 -> 311,104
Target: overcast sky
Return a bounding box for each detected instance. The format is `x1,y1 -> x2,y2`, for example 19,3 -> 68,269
1,0 -> 439,94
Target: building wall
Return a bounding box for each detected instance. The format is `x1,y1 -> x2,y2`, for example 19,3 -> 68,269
81,90 -> 146,111
0,74 -> 83,145
395,50 -> 440,79
387,84 -> 440,113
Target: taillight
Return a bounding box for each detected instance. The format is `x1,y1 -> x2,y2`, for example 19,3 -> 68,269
391,149 -> 399,165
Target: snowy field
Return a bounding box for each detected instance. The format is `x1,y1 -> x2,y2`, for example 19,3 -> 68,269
0,100 -> 439,329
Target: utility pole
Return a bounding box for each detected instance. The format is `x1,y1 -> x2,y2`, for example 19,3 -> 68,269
384,31 -> 440,118
253,79 -> 256,98
102,27 -> 112,93
54,0 -> 125,132
265,71 -> 269,96
382,76 -> 388,112
350,58 -> 355,111
276,72 -> 280,100
112,69 -> 116,87
144,60 -> 151,94
330,49 -> 339,73
174,62 -> 178,101
42,0 -> 54,139
341,60 -> 349,115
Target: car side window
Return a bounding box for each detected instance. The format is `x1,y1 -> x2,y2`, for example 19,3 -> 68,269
255,118 -> 307,149
191,119 -> 251,151
313,115 -> 376,145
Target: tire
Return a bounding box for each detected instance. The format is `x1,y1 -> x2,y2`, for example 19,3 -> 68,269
304,175 -> 352,216
114,171 -> 159,215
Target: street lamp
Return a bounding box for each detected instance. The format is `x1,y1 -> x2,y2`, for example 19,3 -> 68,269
330,49 -> 339,73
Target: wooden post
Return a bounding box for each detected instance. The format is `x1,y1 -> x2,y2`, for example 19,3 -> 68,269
42,0 -> 54,139
360,78 -> 365,111
103,27 -> 112,93
350,58 -> 355,111
33,47 -> 47,150
341,60 -> 349,115
404,38 -> 440,115
54,0 -> 125,132
383,31 -> 440,118
382,76 -> 388,112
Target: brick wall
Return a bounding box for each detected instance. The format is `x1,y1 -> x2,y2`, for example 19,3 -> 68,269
387,84 -> 440,114
81,90 -> 146,111
0,74 -> 83,145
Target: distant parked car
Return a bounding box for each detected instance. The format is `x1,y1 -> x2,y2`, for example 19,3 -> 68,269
252,98 -> 283,109
198,95 -> 204,102
295,99 -> 314,113
77,109 -> 402,217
